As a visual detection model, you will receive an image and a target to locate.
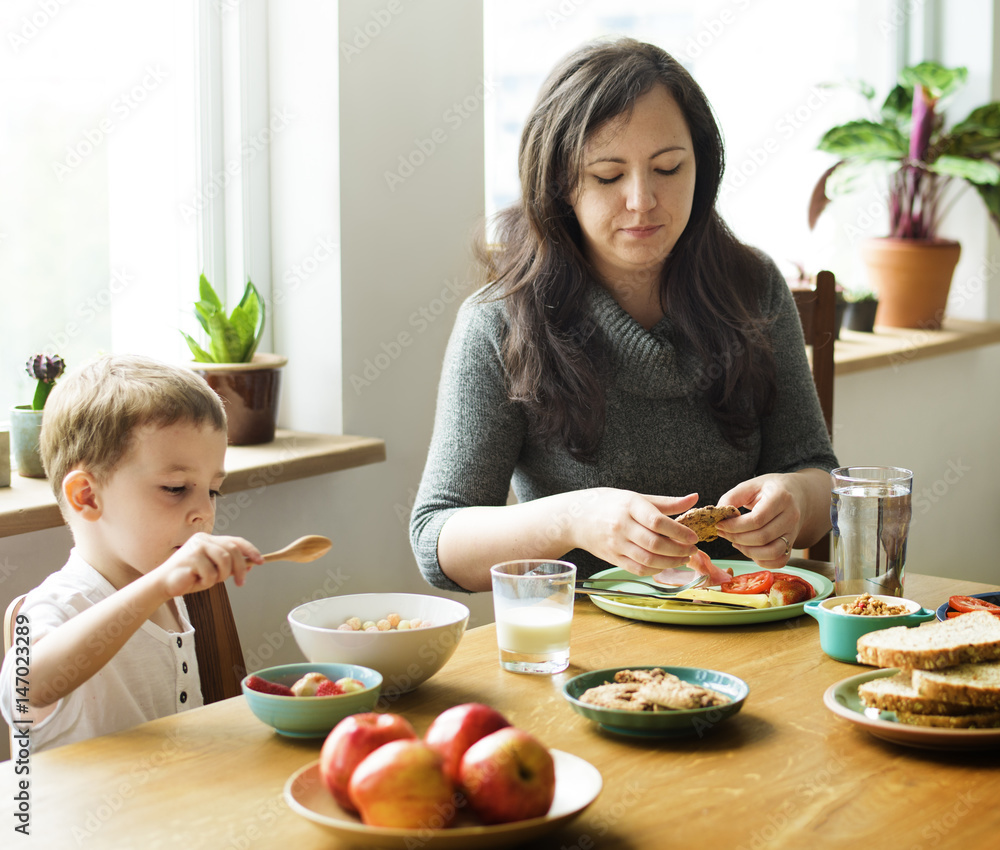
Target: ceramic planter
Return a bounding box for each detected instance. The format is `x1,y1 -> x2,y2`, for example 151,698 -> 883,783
860,237 -> 960,330
191,353 -> 287,445
10,405 -> 46,478
843,299 -> 879,333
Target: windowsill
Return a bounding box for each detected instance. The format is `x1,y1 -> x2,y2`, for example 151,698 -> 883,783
834,318 -> 1000,375
0,430 -> 386,539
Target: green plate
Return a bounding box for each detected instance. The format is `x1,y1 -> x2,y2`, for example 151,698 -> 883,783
562,666 -> 748,737
823,669 -> 1000,750
584,562 -> 833,625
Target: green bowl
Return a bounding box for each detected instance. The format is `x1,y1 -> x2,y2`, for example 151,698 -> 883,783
242,662 -> 382,738
562,666 -> 749,738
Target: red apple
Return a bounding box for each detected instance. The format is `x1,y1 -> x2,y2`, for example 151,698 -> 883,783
424,702 -> 511,784
348,739 -> 457,828
319,712 -> 417,812
458,727 -> 556,824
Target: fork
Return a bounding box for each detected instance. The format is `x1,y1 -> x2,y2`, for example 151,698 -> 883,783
576,573 -> 707,595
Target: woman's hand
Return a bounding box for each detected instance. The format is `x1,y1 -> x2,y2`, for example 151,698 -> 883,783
715,469 -> 831,567
572,488 -> 701,576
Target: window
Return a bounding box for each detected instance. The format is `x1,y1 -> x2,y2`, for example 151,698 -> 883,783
0,0 -> 201,417
484,0 -> 903,290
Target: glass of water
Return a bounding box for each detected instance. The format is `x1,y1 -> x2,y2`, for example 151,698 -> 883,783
490,560 -> 575,674
831,467 -> 913,597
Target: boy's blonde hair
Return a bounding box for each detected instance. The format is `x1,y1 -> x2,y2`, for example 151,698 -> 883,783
41,354 -> 227,506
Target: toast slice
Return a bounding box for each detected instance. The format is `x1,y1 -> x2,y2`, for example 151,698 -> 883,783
893,710 -> 1000,729
855,610 -> 1000,670
857,671 -> 982,716
912,660 -> 1000,709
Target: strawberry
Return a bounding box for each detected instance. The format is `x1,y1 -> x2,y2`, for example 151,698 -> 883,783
245,675 -> 294,697
315,680 -> 345,697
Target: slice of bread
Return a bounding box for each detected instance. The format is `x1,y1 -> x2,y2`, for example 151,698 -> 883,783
912,660 -> 1000,709
857,671 -> 982,716
855,610 -> 1000,670
893,710 -> 1000,729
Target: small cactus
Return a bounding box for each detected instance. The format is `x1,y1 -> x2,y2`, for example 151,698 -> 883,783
25,354 -> 66,410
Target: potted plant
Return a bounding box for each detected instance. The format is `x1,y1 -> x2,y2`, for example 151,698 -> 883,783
11,354 -> 65,478
809,62 -> 1000,329
788,261 -> 847,339
182,275 -> 286,445
842,289 -> 879,333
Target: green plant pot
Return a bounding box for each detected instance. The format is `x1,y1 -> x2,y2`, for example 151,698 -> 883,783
11,405 -> 46,478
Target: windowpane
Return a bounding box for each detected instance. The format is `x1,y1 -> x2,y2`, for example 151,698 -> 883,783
0,0 -> 198,420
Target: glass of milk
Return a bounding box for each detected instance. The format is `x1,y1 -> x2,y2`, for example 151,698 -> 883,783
490,560 -> 576,674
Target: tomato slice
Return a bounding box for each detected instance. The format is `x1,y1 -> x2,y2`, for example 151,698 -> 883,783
949,595 -> 1000,614
720,570 -> 775,594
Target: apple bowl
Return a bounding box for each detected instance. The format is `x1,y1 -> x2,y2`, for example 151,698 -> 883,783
562,666 -> 749,737
288,593 -> 470,699
241,662 -> 382,738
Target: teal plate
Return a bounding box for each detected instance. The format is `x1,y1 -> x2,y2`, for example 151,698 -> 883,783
562,666 -> 749,738
584,562 -> 833,625
823,668 -> 1000,750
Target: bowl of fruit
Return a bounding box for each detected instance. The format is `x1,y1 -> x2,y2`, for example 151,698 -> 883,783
242,662 -> 382,738
288,593 -> 470,699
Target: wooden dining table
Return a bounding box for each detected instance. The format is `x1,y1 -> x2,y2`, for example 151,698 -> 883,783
3,564 -> 999,849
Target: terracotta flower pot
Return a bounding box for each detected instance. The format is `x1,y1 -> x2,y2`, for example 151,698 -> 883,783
859,237 -> 960,330
191,353 -> 287,445
10,405 -> 46,478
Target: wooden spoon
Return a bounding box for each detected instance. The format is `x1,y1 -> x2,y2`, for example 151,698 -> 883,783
261,535 -> 332,564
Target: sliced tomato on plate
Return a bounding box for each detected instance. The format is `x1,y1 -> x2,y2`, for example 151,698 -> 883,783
948,595 -> 1000,615
720,570 -> 775,595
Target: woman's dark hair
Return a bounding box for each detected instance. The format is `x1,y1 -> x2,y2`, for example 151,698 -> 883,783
478,37 -> 776,462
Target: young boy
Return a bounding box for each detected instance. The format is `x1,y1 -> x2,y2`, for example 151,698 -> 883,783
1,354 -> 263,751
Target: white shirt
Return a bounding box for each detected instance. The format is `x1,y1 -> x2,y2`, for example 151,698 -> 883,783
1,549 -> 203,752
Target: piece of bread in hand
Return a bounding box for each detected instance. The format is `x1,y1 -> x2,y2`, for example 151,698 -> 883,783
911,660 -> 1000,709
676,505 -> 739,543
857,671 -> 983,716
855,610 -> 1000,670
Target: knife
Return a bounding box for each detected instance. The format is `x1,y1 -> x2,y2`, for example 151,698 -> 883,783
574,586 -> 757,609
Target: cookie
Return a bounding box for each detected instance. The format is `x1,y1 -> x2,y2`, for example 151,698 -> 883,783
676,504 -> 740,542
579,681 -> 655,711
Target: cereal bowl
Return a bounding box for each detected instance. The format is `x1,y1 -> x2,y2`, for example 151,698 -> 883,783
804,595 -> 935,663
288,593 -> 469,698
562,666 -> 748,737
242,662 -> 382,738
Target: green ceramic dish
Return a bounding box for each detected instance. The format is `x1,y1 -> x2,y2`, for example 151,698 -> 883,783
242,662 -> 382,738
562,666 -> 749,738
804,595 -> 934,663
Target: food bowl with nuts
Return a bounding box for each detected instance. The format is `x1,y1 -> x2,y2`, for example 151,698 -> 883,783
804,594 -> 935,663
288,593 -> 470,699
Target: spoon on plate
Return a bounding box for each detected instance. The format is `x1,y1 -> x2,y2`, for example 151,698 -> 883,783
261,535 -> 333,564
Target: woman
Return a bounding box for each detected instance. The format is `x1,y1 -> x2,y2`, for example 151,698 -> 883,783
410,38 -> 837,592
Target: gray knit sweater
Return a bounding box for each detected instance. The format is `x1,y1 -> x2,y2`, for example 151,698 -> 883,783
410,260 -> 838,592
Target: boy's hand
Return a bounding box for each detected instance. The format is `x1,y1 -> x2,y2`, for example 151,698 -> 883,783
159,532 -> 263,598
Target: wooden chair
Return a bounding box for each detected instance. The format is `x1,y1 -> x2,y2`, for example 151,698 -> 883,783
183,583 -> 246,704
790,269 -> 837,561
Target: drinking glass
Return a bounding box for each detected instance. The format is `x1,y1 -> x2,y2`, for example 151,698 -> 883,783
831,467 -> 913,597
490,560 -> 576,674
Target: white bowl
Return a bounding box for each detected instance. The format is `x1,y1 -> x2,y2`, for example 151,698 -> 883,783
288,593 -> 469,699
